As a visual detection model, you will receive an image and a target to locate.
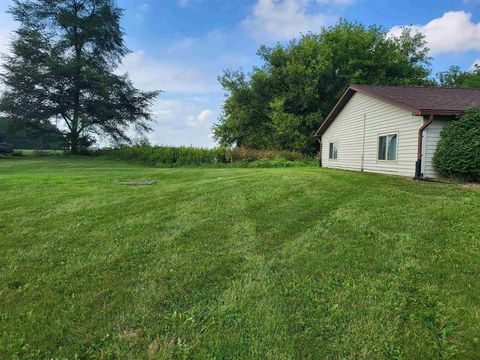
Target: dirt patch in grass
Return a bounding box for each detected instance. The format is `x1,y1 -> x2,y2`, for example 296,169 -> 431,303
116,180 -> 157,186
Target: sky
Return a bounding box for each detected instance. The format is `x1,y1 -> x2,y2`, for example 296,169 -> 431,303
0,0 -> 479,147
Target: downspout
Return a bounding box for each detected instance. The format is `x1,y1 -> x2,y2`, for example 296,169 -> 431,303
317,136 -> 322,167
361,114 -> 366,172
415,114 -> 434,178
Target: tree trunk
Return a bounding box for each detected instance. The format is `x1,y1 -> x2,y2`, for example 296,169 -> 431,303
70,90 -> 80,154
70,132 -> 79,154
70,0 -> 81,156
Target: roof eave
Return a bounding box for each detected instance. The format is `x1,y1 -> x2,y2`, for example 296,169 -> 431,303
414,109 -> 465,116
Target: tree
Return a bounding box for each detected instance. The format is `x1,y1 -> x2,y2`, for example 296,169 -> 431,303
0,0 -> 159,154
437,65 -> 480,88
214,21 -> 432,154
215,70 -> 276,149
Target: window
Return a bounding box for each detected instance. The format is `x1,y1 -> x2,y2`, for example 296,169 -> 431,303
329,142 -> 338,160
378,134 -> 397,161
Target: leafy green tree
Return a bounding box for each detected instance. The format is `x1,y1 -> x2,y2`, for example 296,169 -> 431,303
214,21 -> 432,154
434,107 -> 480,181
0,0 -> 159,154
437,66 -> 463,87
437,65 -> 480,88
214,70 -> 276,149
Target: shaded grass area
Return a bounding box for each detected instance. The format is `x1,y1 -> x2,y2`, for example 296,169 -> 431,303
0,157 -> 479,359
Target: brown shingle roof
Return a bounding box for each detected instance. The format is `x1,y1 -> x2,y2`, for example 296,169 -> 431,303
315,85 -> 480,136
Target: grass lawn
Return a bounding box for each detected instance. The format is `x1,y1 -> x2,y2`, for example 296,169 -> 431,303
0,157 -> 479,359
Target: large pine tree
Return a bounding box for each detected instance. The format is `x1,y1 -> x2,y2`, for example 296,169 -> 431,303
0,0 -> 159,154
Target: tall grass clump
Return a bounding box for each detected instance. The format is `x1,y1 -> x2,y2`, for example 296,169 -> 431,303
99,145 -> 310,167
100,145 -> 225,166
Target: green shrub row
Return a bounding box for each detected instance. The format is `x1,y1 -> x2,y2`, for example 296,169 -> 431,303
98,145 -> 310,167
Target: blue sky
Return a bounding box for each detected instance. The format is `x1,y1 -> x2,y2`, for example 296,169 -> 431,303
1,0 -> 480,147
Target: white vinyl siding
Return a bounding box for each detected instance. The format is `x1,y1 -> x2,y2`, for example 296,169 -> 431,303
321,92 -> 423,177
423,118 -> 450,178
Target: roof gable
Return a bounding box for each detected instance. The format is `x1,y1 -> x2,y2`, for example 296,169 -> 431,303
315,85 -> 480,136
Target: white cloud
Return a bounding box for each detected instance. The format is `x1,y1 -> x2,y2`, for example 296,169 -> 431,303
167,37 -> 195,54
389,11 -> 480,54
242,0 -> 331,41
198,109 -> 214,123
117,50 -> 218,94
149,99 -> 184,123
149,99 -> 212,128
145,98 -> 217,147
187,109 -> 213,127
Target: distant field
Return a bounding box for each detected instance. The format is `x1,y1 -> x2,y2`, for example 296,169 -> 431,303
0,157 -> 479,358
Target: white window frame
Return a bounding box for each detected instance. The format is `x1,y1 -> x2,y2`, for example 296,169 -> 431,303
377,133 -> 398,162
329,141 -> 338,160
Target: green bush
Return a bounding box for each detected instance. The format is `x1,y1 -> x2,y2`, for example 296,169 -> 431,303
434,107 -> 480,181
98,145 -> 309,167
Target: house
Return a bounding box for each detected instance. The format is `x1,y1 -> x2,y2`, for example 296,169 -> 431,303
315,85 -> 480,178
